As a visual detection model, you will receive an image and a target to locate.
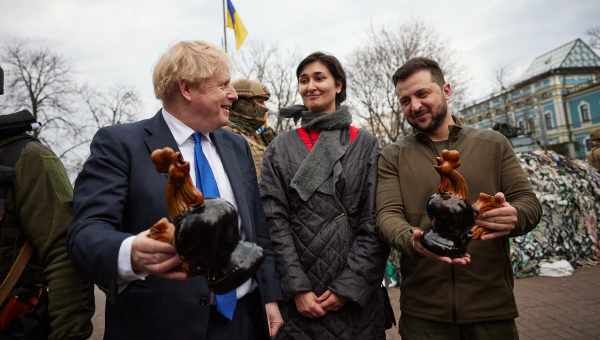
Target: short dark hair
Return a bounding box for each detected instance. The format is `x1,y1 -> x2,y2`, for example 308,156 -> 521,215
296,52 -> 347,105
392,57 -> 446,87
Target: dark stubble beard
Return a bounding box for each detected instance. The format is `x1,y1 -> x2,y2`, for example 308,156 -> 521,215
408,100 -> 448,134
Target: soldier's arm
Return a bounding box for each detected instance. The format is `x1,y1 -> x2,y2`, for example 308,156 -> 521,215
15,142 -> 94,340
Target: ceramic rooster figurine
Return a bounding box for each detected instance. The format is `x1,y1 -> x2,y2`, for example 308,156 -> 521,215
147,147 -> 203,247
146,147 -> 263,293
421,149 -> 501,258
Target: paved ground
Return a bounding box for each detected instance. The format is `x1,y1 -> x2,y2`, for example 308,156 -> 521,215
91,265 -> 600,339
385,265 -> 600,340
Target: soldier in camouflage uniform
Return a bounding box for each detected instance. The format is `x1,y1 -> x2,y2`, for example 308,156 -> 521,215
587,128 -> 600,171
226,79 -> 276,177
0,66 -> 94,340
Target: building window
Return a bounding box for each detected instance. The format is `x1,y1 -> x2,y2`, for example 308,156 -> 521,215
579,102 -> 591,123
526,118 -> 536,134
584,137 -> 591,152
517,119 -> 525,133
544,112 -> 555,130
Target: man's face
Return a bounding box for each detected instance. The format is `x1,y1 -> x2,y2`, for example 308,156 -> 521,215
395,69 -> 451,134
186,68 -> 238,132
253,97 -> 268,110
253,97 -> 269,121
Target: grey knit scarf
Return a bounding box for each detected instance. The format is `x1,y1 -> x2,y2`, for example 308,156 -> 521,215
288,105 -> 353,201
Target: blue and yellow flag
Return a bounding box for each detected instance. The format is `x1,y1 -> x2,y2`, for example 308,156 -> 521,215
225,0 -> 248,50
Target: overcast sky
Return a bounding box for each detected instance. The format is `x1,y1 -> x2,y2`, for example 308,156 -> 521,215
1,0 -> 599,115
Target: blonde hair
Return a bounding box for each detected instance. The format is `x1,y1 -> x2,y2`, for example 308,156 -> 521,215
153,41 -> 229,102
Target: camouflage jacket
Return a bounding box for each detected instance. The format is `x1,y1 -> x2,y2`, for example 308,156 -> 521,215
224,119 -> 272,178
588,147 -> 600,171
0,135 -> 94,340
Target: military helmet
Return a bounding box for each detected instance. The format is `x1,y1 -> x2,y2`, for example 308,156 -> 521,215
232,79 -> 270,100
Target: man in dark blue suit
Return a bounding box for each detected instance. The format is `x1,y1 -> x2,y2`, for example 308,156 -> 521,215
67,41 -> 283,340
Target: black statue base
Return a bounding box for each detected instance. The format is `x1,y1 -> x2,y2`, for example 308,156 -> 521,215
173,198 -> 264,292
421,229 -> 470,258
423,192 -> 476,258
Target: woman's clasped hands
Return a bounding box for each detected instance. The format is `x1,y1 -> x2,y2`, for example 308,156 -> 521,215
294,290 -> 346,318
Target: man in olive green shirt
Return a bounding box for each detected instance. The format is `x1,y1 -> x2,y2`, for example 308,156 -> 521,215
0,68 -> 94,340
587,128 -> 600,171
376,58 -> 541,340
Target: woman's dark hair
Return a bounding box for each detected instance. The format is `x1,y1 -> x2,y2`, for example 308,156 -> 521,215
296,52 -> 347,105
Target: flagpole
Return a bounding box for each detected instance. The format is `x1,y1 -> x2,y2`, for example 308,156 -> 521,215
222,0 -> 228,54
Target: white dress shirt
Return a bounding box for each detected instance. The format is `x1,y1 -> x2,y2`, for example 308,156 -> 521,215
117,109 -> 253,299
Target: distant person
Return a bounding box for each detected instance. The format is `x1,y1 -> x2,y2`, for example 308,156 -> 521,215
226,79 -> 275,177
376,57 -> 542,340
587,128 -> 600,171
0,66 -> 94,340
260,52 -> 390,340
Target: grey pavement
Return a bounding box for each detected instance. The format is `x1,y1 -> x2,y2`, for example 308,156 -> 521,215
385,265 -> 600,340
91,265 -> 600,339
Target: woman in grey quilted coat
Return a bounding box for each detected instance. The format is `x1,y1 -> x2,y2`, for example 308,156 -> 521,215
260,52 -> 390,340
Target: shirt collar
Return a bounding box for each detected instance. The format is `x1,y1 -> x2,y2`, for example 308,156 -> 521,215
161,108 -> 212,146
414,114 -> 463,143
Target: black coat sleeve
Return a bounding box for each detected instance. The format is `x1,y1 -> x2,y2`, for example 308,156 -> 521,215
16,143 -> 94,340
260,141 -> 313,298
67,127 -> 132,290
242,138 -> 283,303
329,134 -> 389,307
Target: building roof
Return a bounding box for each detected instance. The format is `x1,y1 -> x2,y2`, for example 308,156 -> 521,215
461,38 -> 600,112
523,38 -> 600,79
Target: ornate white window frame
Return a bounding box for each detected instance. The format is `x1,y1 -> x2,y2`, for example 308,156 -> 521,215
578,101 -> 591,123
544,111 -> 555,130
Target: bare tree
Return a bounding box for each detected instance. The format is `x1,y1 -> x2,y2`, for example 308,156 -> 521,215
234,41 -> 277,82
59,85 -> 141,176
79,85 -> 140,128
347,21 -> 468,145
1,41 -> 77,144
1,40 -> 140,177
587,26 -> 600,50
495,66 -> 508,91
232,41 -> 301,132
493,65 -> 514,124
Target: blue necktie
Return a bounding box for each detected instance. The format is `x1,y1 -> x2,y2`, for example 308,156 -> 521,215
192,132 -> 237,320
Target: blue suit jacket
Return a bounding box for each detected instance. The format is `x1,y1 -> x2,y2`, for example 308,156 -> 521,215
68,112 -> 281,340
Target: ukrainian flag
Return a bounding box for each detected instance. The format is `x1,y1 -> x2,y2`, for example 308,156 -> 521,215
226,0 -> 248,50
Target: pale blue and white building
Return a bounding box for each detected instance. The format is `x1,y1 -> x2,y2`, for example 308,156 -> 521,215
460,38 -> 600,158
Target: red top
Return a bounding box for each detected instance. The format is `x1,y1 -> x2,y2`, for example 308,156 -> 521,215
296,126 -> 360,151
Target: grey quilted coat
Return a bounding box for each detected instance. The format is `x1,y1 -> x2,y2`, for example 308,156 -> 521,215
260,128 -> 389,340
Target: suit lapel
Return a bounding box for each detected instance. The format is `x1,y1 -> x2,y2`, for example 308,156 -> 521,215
143,110 -> 180,154
143,117 -> 255,239
211,129 -> 255,240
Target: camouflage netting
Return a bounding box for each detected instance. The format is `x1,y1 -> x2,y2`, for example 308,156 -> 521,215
512,150 -> 600,277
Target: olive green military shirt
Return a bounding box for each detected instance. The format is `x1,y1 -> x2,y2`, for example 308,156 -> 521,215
1,137 -> 94,340
588,146 -> 600,171
376,124 -> 541,323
